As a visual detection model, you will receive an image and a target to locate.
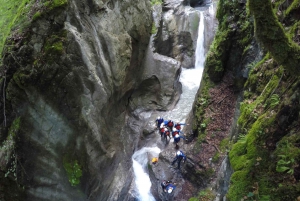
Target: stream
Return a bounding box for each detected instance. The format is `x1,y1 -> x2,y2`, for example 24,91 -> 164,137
132,3 -> 215,201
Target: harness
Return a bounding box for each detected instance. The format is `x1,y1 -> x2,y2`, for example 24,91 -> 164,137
168,121 -> 174,127
175,124 -> 181,130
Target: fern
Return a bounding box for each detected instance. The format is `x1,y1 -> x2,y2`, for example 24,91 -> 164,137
269,94 -> 280,107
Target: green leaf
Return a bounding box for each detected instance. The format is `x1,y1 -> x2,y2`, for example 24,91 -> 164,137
277,159 -> 290,165
276,166 -> 290,172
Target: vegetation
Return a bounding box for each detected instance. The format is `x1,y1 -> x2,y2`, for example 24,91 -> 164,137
0,117 -> 21,180
151,22 -> 157,35
285,0 -> 300,17
248,0 -> 300,76
192,0 -> 300,200
205,0 -> 253,82
227,16 -> 300,200
188,188 -> 215,201
0,0 -> 31,56
63,157 -> 82,187
193,74 -> 213,137
150,0 -> 163,6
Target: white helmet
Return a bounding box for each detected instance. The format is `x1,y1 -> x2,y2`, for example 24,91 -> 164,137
177,151 -> 181,155
168,187 -> 173,193
157,116 -> 161,119
172,127 -> 176,132
175,134 -> 179,138
160,124 -> 164,128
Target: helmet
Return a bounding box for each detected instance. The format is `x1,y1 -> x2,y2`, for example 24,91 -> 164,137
177,151 -> 181,155
160,124 -> 164,128
172,128 -> 176,132
157,116 -> 161,119
175,134 -> 179,138
167,187 -> 173,193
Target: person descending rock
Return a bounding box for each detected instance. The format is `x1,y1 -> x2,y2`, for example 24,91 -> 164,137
171,127 -> 179,138
159,124 -> 166,137
174,133 -> 185,146
165,183 -> 176,194
163,128 -> 171,142
171,150 -> 186,169
156,116 -> 164,129
161,180 -> 172,192
174,122 -> 186,131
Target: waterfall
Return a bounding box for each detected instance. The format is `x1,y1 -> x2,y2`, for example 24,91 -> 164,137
132,7 -> 211,201
195,12 -> 205,69
132,147 -> 161,201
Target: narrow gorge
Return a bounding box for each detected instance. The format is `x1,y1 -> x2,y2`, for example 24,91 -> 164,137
0,0 -> 299,201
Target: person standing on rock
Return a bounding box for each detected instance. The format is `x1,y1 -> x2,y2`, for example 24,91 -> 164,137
156,116 -> 164,129
171,150 -> 186,169
159,124 -> 166,137
174,133 -> 185,147
166,120 -> 174,131
174,122 -> 186,131
163,128 -> 171,142
171,127 -> 179,137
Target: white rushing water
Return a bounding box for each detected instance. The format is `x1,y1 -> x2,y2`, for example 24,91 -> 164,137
132,147 -> 161,201
132,7 -> 211,201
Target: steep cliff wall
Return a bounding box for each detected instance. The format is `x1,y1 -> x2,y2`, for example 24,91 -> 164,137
189,0 -> 300,200
0,0 -> 150,200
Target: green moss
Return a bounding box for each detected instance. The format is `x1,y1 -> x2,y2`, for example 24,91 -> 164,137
205,28 -> 229,81
193,74 -> 213,138
285,0 -> 300,16
63,157 -> 82,187
287,21 -> 300,42
12,69 -> 31,89
44,0 -> 67,10
45,41 -> 63,54
248,0 -> 300,76
238,58 -> 282,130
150,0 -> 162,6
188,198 -> 198,201
151,22 -> 157,35
53,0 -> 67,8
8,117 -> 21,138
227,170 -> 251,200
32,11 -> 42,21
189,188 -> 215,201
229,141 -> 249,170
219,137 -> 231,152
0,117 -> 21,151
212,152 -> 220,163
228,110 -> 277,199
43,31 -> 66,62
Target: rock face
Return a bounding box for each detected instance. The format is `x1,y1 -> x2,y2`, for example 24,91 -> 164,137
153,0 -> 217,69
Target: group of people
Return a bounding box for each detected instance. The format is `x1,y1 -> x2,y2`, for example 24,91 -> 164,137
155,117 -> 188,195
155,116 -> 186,146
